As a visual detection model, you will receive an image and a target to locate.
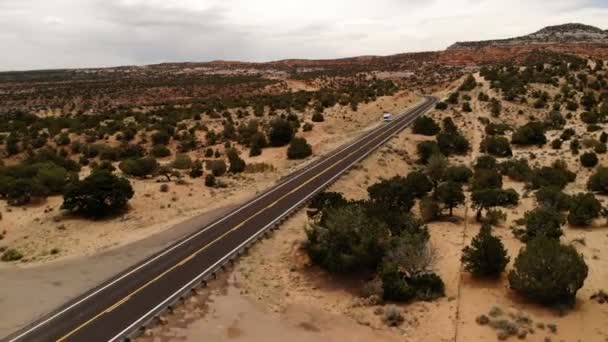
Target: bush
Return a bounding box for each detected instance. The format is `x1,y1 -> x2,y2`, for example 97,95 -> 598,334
172,154 -> 193,170
1,248 -> 23,262
435,102 -> 448,110
207,160 -> 227,177
462,102 -> 472,112
471,188 -> 519,221
437,132 -> 470,156
150,145 -> 171,158
480,136 -> 512,157
528,163 -> 576,190
587,167 -> 608,194
287,137 -> 312,159
515,208 -> 563,242
416,141 -> 441,164
119,157 -> 159,178
511,122 -> 546,146
535,186 -> 571,211
499,159 -> 532,182
227,148 -> 246,173
435,181 -> 465,216
306,204 -> 388,274
311,112 -> 325,122
368,176 -> 416,212
472,168 -> 502,191
419,196 -> 440,223
412,116 -> 440,136
445,165 -> 473,184
404,171 -> 433,199
189,160 -> 204,178
508,237 -> 588,306
459,74 -> 477,91
551,139 -> 562,150
151,131 -> 171,145
61,170 -> 134,218
462,225 -> 510,278
204,174 -> 216,187
580,152 -> 598,168
268,119 -> 295,147
309,192 -> 348,212
302,123 -> 313,132
567,193 -> 601,226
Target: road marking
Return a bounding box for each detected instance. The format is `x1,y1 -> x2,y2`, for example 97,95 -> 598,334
55,99 -> 434,341
107,98 -> 436,342
7,100 -> 403,342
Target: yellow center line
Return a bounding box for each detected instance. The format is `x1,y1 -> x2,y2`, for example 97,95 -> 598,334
56,105 -> 425,341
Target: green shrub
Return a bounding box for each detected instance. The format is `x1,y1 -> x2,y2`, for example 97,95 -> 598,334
367,176 -> 416,212
580,152 -> 598,168
404,171 -> 433,199
62,170 -> 134,218
480,136 -> 512,157
551,139 -> 562,149
511,122 -> 546,146
207,160 -> 227,177
515,208 -> 563,242
419,196 -> 440,223
268,119 -> 295,147
508,237 -> 588,306
1,248 -> 23,262
227,148 -> 246,173
445,165 -> 473,184
302,123 -> 313,132
435,181 -> 465,216
287,137 -> 312,159
462,225 -> 509,278
499,159 -> 532,182
311,112 -> 325,122
435,102 -> 448,110
119,157 -> 159,178
587,167 -> 608,194
189,160 -> 204,178
462,102 -> 472,112
416,141 -> 441,164
204,174 -> 216,187
567,193 -> 601,226
459,74 -> 477,91
150,145 -> 171,158
306,204 -> 388,274
528,163 -> 576,190
412,116 -> 440,136
535,186 -> 571,211
471,188 -> 519,221
172,154 -> 193,170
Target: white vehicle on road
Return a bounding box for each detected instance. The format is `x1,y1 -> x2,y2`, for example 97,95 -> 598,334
383,113 -> 393,122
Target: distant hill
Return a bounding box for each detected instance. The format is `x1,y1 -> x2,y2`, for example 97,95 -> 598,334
448,23 -> 608,50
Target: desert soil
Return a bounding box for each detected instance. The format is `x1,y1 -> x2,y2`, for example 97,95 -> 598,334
0,91 -> 420,337
139,76 -> 608,342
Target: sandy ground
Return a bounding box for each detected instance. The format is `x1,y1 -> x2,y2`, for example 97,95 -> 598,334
0,90 -> 419,267
0,91 -> 420,338
141,77 -> 608,342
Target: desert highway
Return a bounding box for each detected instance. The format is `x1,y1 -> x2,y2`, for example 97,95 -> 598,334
6,96 -> 437,342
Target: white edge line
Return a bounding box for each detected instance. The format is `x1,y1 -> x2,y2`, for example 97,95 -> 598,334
108,99 -> 435,342
7,98 -> 433,342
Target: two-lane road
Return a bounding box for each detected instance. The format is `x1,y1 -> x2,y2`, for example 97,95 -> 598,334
6,96 -> 437,342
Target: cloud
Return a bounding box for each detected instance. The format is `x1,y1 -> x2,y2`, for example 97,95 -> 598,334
0,0 -> 607,71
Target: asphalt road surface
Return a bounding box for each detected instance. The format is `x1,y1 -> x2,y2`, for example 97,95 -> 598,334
6,96 -> 437,342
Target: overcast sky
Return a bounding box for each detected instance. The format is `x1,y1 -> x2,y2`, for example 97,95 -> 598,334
1,0 -> 607,71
